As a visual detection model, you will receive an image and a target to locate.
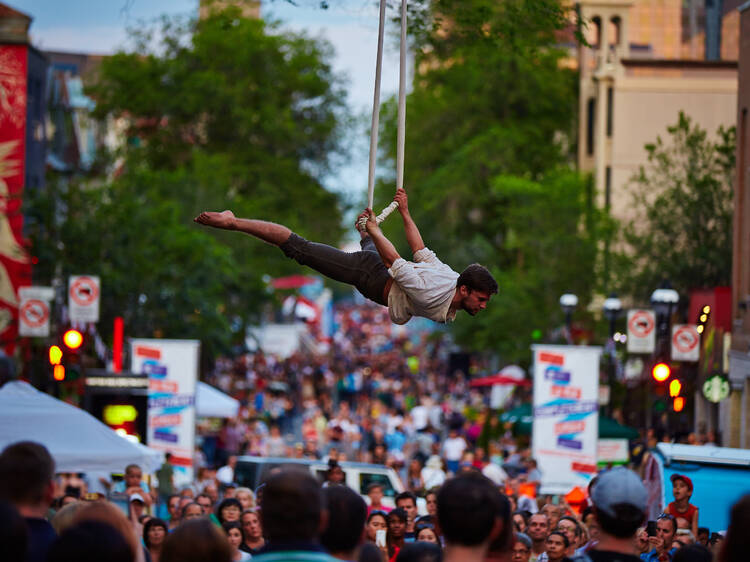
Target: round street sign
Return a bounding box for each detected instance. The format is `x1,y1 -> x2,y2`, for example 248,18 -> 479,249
69,276 -> 99,307
673,325 -> 699,354
628,311 -> 655,338
703,373 -> 730,403
20,299 -> 49,328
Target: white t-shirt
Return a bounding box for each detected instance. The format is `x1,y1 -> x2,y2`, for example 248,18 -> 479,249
387,247 -> 459,325
442,436 -> 467,461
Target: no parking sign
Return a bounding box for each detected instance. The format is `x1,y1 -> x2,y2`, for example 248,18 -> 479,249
68,275 -> 100,323
672,324 -> 700,362
18,286 -> 54,337
626,309 -> 656,354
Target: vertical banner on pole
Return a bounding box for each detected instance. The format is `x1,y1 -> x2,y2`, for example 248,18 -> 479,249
531,345 -> 602,494
131,339 -> 199,486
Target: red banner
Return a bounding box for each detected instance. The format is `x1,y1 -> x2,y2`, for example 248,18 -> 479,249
0,45 -> 31,354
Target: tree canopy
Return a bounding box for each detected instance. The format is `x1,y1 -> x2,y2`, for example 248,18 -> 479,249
27,8 -> 348,359
618,111 -> 735,300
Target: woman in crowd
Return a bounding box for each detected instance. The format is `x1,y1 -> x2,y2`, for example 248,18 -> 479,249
216,498 -> 242,525
222,521 -> 251,562
143,518 -> 168,562
406,459 -> 424,495
512,510 -> 528,534
234,488 -> 255,511
365,510 -> 389,545
415,524 -> 440,545
239,509 -> 266,555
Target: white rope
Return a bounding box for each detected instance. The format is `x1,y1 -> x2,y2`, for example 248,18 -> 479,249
366,0 -> 387,213
359,0 -> 407,232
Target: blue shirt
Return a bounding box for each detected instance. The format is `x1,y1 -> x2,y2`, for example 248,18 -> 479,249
640,547 -> 677,561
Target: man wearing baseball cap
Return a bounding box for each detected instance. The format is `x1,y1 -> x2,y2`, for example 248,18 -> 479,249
585,467 -> 648,562
665,474 -> 698,538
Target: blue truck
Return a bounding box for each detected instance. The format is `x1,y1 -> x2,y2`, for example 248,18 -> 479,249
643,443 -> 750,531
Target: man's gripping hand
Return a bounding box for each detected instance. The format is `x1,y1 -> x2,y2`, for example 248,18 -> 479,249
356,208 -> 379,235
394,188 -> 409,216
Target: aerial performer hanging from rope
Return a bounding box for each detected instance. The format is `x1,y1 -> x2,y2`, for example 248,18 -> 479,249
194,0 -> 497,325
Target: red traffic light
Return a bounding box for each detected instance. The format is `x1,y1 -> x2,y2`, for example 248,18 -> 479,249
652,362 -> 671,383
673,396 -> 685,412
53,364 -> 66,381
48,345 -> 63,365
63,329 -> 83,350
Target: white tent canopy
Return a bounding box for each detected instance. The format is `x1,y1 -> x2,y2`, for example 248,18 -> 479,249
0,381 -> 163,474
196,381 -> 240,418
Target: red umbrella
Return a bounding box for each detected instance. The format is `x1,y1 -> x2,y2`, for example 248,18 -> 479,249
470,375 -> 532,388
270,275 -> 318,290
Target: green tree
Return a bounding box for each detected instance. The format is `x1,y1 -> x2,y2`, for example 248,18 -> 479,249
372,0 -> 601,362
26,8 -> 350,362
619,111 -> 735,299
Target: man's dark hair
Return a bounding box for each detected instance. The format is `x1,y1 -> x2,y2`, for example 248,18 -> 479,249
437,472 -> 503,547
394,542 -> 443,562
260,468 -> 323,542
548,530 -> 569,548
320,485 -> 367,554
594,503 -> 645,539
672,544 -> 712,562
559,515 -> 582,537
395,491 -> 417,507
722,494 -> 750,562
0,441 -> 54,505
697,526 -> 709,536
486,492 -> 513,556
457,264 -> 498,295
366,482 -> 383,494
48,521 -> 133,562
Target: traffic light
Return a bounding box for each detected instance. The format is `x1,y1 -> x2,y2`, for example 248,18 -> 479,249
669,379 -> 682,398
53,364 -> 66,381
48,345 -> 63,365
63,329 -> 83,351
652,362 -> 671,383
673,396 -> 685,412
697,305 -> 711,335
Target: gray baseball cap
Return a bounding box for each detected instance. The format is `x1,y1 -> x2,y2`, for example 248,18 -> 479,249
591,467 -> 647,517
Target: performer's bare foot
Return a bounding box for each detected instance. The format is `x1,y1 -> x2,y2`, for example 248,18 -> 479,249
194,210 -> 236,230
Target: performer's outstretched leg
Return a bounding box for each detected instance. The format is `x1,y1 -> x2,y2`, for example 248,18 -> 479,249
194,211 -> 390,305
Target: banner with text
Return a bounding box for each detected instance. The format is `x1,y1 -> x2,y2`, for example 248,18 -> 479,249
532,345 -> 602,494
131,339 -> 199,486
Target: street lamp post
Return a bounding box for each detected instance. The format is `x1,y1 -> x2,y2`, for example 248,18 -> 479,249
560,293 -> 578,345
602,293 -> 622,415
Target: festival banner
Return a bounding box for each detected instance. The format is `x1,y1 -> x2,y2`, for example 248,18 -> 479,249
0,45 -> 31,353
531,345 -> 602,494
131,339 -> 199,486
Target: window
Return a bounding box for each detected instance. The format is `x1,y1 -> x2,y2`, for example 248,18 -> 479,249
360,473 -> 396,497
605,166 -> 612,209
586,98 -> 595,156
606,87 -> 613,137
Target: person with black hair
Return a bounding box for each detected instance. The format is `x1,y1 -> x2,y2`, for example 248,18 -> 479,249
544,531 -> 570,562
557,516 -> 583,557
216,497 -> 243,525
324,459 -> 346,487
437,472 -> 505,562
223,520 -> 252,562
143,518 -> 168,562
388,507 -> 409,561
396,491 -> 419,541
254,467 -> 338,561
47,520 -> 134,562
0,442 -> 57,562
395,542 -> 443,562
320,485 -> 368,560
587,467 -> 647,562
672,544 -> 712,562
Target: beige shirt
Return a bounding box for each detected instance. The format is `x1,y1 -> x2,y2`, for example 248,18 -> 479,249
387,247 -> 459,325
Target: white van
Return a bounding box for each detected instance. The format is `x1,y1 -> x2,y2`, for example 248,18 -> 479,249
234,456 -> 412,510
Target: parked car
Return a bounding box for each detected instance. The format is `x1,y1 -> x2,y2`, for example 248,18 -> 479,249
234,456 -> 423,511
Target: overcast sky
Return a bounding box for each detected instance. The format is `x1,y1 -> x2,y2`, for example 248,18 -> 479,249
14,0 -> 406,203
